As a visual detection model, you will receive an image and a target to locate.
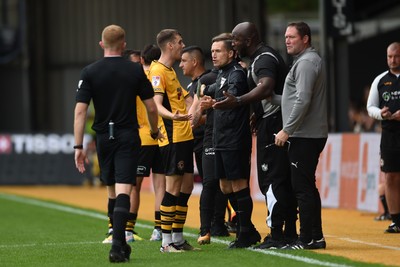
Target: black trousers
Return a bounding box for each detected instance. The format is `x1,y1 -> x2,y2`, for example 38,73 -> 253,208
257,113 -> 298,239
287,137 -> 327,242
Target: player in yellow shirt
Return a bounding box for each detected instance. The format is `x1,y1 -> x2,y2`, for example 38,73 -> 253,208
149,29 -> 195,252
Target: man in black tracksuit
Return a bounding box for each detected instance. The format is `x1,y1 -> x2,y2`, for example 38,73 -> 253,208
201,33 -> 261,248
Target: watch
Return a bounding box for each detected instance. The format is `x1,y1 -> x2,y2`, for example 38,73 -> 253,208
73,145 -> 83,149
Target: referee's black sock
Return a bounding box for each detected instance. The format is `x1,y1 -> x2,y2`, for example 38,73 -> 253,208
111,194 -> 130,250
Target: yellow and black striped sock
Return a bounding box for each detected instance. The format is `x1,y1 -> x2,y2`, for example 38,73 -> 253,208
160,192 -> 177,233
107,198 -> 116,232
155,211 -> 161,230
125,213 -> 137,233
172,192 -> 190,234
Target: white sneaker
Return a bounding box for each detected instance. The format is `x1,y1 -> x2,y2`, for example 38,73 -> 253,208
125,231 -> 135,243
150,229 -> 162,241
160,243 -> 183,253
103,230 -> 139,243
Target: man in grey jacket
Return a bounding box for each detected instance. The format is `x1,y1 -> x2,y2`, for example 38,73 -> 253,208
275,22 -> 328,249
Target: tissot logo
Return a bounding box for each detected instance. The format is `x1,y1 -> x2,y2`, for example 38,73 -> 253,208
0,134 -> 92,154
0,135 -> 12,154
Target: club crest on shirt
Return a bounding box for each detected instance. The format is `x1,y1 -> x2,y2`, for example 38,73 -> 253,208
177,87 -> 182,99
382,92 -> 391,102
152,76 -> 161,87
220,77 -> 226,89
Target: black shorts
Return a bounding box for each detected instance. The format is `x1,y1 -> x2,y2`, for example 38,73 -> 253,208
202,146 -> 216,183
256,112 -> 291,194
160,140 -> 194,176
215,148 -> 250,180
96,129 -> 140,186
137,145 -> 164,177
380,129 -> 400,172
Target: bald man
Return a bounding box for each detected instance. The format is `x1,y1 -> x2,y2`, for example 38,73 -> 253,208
367,42 -> 400,234
214,22 -> 298,249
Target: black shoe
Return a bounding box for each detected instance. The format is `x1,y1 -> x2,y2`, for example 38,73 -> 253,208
225,221 -> 237,234
375,213 -> 391,221
284,239 -> 315,250
228,238 -> 251,249
211,224 -> 230,237
228,229 -> 261,249
249,229 -> 261,244
253,234 -> 286,249
384,222 -> 400,233
309,238 -> 326,249
109,244 -> 131,263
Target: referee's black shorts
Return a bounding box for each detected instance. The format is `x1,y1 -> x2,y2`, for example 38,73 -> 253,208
96,129 -> 140,186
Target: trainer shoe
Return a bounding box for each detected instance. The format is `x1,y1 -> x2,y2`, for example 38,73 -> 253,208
375,213 -> 391,221
225,221 -> 237,234
109,244 -> 131,263
175,240 -> 200,251
102,231 -> 113,244
384,223 -> 400,233
309,237 -> 327,249
125,231 -> 135,243
150,228 -> 162,241
249,229 -> 262,244
160,243 -> 183,253
197,233 -> 211,245
211,224 -> 230,237
253,234 -> 286,249
132,231 -> 144,241
228,229 -> 261,249
284,239 -> 314,250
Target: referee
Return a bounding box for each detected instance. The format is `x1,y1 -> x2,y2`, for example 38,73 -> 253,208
74,25 -> 162,262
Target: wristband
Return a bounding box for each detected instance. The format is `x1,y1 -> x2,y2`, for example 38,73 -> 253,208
150,130 -> 159,140
73,145 -> 83,149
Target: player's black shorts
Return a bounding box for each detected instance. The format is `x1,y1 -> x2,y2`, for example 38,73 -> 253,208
96,129 -> 140,186
136,145 -> 164,177
160,140 -> 194,176
202,146 -> 216,182
215,148 -> 250,181
380,129 -> 400,172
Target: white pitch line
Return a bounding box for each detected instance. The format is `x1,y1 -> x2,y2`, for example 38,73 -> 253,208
325,235 -> 400,251
0,241 -> 99,249
0,193 -> 355,267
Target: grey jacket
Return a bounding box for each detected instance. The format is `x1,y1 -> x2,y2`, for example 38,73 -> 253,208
281,47 -> 328,138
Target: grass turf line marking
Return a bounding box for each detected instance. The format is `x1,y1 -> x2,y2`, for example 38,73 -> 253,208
0,241 -> 100,249
1,193 -> 353,267
326,235 -> 400,251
